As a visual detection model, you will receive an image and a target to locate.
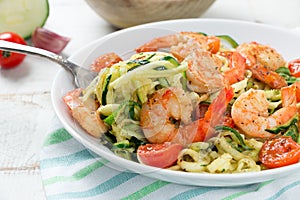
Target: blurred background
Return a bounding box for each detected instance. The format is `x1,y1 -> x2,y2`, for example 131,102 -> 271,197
43,0 -> 300,57
84,0 -> 300,29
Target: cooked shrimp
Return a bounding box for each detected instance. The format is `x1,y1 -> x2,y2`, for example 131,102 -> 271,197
176,47 -> 246,91
140,85 -> 234,145
250,64 -> 287,89
191,85 -> 234,141
237,42 -> 286,71
170,85 -> 234,143
218,51 -> 247,85
236,42 -> 287,88
136,32 -> 220,55
90,52 -> 123,72
137,32 -> 226,93
231,84 -> 297,139
185,48 -> 226,93
294,81 -> 300,102
136,34 -> 179,53
140,87 -> 193,144
180,32 -> 220,54
63,88 -> 108,138
137,32 -> 246,92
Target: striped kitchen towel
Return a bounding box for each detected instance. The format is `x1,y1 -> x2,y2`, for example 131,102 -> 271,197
40,120 -> 300,199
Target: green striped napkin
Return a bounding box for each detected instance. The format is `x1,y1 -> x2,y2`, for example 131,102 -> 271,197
40,123 -> 300,200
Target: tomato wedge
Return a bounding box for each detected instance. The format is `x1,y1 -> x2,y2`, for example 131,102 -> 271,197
259,136 -> 300,169
137,142 -> 183,168
0,32 -> 27,69
288,58 -> 300,78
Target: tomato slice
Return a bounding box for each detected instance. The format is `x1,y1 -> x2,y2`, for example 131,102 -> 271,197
137,142 -> 183,168
288,58 -> 300,78
259,136 -> 300,169
0,32 -> 27,69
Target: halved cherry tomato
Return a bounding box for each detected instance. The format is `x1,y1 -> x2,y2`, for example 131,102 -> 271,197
288,58 -> 300,78
0,32 -> 27,69
259,136 -> 300,169
137,142 -> 183,168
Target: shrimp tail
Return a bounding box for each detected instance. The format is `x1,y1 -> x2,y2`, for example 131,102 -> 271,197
63,88 -> 108,138
250,64 -> 287,89
222,51 -> 247,85
193,85 -> 234,142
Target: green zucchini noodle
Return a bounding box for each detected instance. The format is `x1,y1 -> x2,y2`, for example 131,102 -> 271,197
70,32 -> 300,174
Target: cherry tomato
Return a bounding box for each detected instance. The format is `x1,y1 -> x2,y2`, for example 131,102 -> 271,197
137,142 -> 183,168
0,32 -> 27,69
259,136 -> 300,169
288,58 -> 300,78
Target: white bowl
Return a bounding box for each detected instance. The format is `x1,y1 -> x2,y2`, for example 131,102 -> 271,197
52,18 -> 300,187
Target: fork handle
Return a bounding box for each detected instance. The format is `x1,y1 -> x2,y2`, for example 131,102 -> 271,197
0,40 -> 77,74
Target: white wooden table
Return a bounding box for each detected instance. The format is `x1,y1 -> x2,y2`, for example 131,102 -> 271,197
1,0 -> 299,199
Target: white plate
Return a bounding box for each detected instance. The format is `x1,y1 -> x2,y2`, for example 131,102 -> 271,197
51,19 -> 300,187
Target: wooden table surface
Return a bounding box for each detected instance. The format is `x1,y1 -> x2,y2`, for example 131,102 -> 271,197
1,0 -> 299,199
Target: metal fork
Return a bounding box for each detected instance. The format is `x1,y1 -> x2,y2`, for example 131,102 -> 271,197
0,40 -> 97,88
